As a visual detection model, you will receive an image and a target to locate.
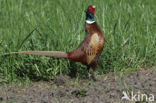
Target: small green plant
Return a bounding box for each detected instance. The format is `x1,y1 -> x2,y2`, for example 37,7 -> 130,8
71,88 -> 88,97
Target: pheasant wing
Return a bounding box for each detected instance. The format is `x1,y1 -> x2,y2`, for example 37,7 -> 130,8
85,33 -> 100,64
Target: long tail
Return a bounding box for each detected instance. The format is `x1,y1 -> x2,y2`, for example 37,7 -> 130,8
1,51 -> 68,59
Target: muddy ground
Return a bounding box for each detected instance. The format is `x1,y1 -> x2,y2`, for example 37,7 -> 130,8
0,67 -> 155,103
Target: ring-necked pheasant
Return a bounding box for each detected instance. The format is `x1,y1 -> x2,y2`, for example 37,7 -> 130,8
3,5 -> 104,80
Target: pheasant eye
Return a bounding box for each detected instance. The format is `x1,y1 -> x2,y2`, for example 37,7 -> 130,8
88,5 -> 95,14
89,8 -> 95,14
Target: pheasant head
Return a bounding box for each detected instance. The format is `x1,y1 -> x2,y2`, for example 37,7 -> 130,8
85,5 -> 96,22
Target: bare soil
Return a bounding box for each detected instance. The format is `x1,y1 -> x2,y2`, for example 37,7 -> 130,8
0,67 -> 155,103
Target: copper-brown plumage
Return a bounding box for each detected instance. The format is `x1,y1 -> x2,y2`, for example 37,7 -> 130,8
68,22 -> 104,65
2,5 -> 104,80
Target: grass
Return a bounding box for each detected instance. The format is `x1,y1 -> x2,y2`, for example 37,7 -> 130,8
0,0 -> 155,83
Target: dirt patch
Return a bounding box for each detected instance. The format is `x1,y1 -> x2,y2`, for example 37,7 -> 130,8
0,67 -> 155,103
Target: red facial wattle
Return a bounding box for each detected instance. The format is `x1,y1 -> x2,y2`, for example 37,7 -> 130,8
88,5 -> 95,14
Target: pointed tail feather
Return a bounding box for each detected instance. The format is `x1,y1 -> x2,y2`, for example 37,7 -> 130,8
1,51 -> 68,59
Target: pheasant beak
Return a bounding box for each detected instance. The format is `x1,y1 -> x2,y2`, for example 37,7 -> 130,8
93,5 -> 96,9
85,5 -> 96,13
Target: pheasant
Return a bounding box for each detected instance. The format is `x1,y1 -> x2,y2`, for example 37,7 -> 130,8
3,5 -> 104,80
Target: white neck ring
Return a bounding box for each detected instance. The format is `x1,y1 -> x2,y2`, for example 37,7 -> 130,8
86,20 -> 95,24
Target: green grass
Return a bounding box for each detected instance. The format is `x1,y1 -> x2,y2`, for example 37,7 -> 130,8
0,0 -> 155,82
